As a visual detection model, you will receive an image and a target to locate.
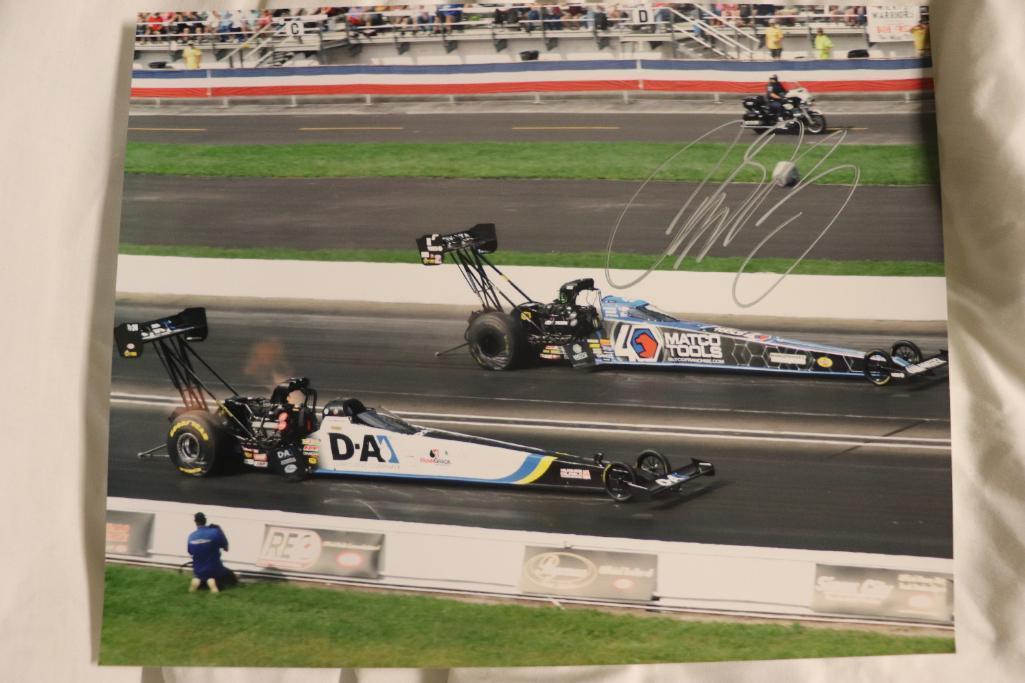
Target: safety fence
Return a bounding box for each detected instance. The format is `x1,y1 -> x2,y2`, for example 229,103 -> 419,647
130,57 -> 932,100
107,496 -> 953,626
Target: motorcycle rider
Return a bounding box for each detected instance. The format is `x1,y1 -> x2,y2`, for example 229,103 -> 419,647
765,74 -> 789,124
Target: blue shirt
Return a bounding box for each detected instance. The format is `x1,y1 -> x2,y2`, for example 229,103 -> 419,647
187,525 -> 229,580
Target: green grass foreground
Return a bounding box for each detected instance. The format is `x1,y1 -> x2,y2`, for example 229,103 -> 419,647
100,565 -> 953,667
124,141 -> 938,186
119,243 -> 945,277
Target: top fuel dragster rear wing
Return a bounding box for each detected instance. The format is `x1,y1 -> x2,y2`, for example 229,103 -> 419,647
417,223 -> 539,312
417,223 -> 498,265
112,307 -> 237,411
113,307 -> 208,359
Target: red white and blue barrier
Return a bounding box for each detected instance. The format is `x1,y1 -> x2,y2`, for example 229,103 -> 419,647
131,58 -> 932,99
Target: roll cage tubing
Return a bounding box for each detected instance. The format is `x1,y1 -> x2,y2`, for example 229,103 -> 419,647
446,247 -> 568,341
148,333 -> 240,412
150,338 -> 319,443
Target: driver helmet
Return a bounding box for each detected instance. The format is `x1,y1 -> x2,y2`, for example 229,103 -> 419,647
769,74 -> 779,82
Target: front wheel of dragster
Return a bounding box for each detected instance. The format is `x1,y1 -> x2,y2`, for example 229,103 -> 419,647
603,462 -> 637,502
167,411 -> 229,477
636,450 -> 670,478
805,112 -> 827,134
466,311 -> 526,371
891,340 -> 923,364
863,349 -> 893,386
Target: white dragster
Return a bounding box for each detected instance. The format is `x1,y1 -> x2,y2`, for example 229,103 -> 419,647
114,307 -> 714,502
303,398 -> 715,502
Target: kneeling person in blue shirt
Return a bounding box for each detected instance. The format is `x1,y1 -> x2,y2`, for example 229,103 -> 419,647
187,512 -> 238,592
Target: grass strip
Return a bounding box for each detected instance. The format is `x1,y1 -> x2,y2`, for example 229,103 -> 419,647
119,243 -> 945,277
100,565 -> 953,667
124,141 -> 938,186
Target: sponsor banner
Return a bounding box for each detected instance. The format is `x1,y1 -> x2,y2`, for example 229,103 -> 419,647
131,58 -> 933,99
257,525 -> 383,579
105,510 -> 154,557
812,564 -> 953,623
519,546 -> 657,601
866,5 -> 920,43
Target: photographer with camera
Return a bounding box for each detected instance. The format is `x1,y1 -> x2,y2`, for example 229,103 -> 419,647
187,512 -> 238,593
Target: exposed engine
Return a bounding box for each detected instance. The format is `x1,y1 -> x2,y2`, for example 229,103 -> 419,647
516,278 -> 602,346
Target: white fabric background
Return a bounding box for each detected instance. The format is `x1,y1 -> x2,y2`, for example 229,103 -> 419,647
2,1 -> 1023,680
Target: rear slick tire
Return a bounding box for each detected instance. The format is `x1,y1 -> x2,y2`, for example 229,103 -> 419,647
167,411 -> 227,477
466,311 -> 526,371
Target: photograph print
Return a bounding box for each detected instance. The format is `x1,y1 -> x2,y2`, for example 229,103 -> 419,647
102,1 -> 954,669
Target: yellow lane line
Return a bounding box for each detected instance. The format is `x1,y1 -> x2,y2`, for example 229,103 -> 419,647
512,126 -> 621,130
299,126 -> 405,131
128,127 -> 207,132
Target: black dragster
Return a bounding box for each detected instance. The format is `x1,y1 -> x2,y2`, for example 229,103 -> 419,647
417,224 -> 948,386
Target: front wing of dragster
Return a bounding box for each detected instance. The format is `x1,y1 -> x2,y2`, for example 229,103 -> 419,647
614,458 -> 717,499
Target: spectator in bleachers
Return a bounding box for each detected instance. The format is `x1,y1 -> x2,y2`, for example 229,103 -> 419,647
204,11 -> 221,38
389,6 -> 414,35
754,3 -> 775,27
415,6 -> 434,33
654,3 -> 672,32
182,41 -> 203,69
911,20 -> 930,57
544,5 -> 564,31
525,4 -> 541,32
814,27 -> 833,59
257,9 -> 274,33
608,5 -> 629,29
217,11 -> 235,41
564,4 -> 585,30
144,12 -> 164,42
347,6 -> 366,29
764,19 -> 784,59
439,3 -> 464,31
738,4 -> 753,27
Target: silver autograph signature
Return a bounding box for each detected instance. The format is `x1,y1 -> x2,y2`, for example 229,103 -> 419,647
604,120 -> 860,307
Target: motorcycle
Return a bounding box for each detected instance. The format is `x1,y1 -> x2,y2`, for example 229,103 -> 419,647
741,85 -> 827,134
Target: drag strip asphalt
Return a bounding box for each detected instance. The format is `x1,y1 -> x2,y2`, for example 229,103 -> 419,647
126,112 -> 937,145
120,175 -> 944,262
107,302 -> 952,557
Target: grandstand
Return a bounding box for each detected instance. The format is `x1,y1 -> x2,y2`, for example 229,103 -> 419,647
133,3 -> 929,71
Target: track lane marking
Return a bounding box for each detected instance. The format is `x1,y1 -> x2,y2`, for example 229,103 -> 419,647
414,418 -> 950,451
298,126 -> 404,131
511,126 -> 620,130
127,127 -> 207,132
109,394 -> 950,451
110,385 -> 951,424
